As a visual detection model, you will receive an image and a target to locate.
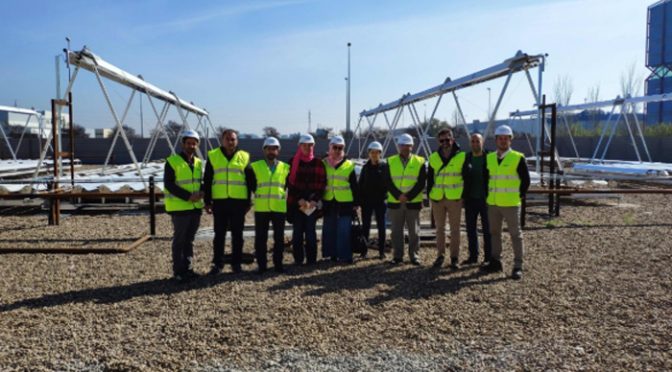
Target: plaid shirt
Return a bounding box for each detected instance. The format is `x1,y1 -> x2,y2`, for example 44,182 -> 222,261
287,157 -> 326,208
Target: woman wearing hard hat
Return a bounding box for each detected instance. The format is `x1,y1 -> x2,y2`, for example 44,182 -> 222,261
358,141 -> 388,259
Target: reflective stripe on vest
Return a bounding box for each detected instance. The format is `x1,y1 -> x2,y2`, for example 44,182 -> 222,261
323,159 -> 355,202
251,160 -> 289,213
428,151 -> 465,201
208,148 -> 250,200
387,154 -> 425,204
164,154 -> 204,212
486,150 -> 524,207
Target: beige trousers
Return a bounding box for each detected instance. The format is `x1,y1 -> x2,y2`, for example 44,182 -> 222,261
431,199 -> 462,258
488,205 -> 524,269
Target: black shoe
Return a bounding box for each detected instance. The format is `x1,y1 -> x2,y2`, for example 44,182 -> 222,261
378,253 -> 386,260
410,259 -> 421,266
461,257 -> 478,266
450,257 -> 459,270
274,266 -> 285,273
511,268 -> 523,280
184,270 -> 201,280
390,258 -> 403,265
231,265 -> 243,274
256,267 -> 268,275
480,260 -> 503,273
208,266 -> 222,276
172,273 -> 186,282
360,252 -> 368,258
432,255 -> 445,268
481,260 -> 491,267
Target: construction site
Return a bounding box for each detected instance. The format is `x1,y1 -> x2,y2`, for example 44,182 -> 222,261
1,1 -> 671,371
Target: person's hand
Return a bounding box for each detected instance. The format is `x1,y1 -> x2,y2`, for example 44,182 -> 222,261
204,204 -> 213,214
309,200 -> 317,208
298,199 -> 307,208
188,192 -> 202,202
399,194 -> 408,203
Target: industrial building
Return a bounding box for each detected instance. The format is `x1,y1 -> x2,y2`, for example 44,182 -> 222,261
646,0 -> 672,125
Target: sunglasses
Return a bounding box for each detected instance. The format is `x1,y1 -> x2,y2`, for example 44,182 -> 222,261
438,138 -> 453,143
332,146 -> 344,150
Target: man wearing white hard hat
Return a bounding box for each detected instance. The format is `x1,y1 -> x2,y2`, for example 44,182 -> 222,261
358,141 -> 388,259
481,125 -> 530,280
322,135 -> 359,263
384,133 -> 426,265
163,129 -> 204,282
203,129 -> 254,274
287,133 -> 327,265
249,137 -> 290,274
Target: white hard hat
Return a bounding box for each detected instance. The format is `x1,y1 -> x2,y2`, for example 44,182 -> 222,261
329,135 -> 345,146
298,133 -> 315,144
494,125 -> 514,137
263,136 -> 281,149
180,129 -> 200,142
397,133 -> 414,146
367,141 -> 383,152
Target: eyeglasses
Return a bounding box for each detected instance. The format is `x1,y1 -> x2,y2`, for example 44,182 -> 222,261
332,146 -> 344,150
438,138 -> 452,143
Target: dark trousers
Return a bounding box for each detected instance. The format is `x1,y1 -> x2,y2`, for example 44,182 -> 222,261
254,212 -> 286,270
212,200 -> 247,269
361,202 -> 386,255
465,197 -> 492,261
170,210 -> 202,276
291,211 -> 318,264
322,208 -> 353,262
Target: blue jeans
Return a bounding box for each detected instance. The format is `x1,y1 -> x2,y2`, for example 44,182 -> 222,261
361,202 -> 386,255
322,208 -> 353,262
292,211 -> 318,264
465,197 -> 492,261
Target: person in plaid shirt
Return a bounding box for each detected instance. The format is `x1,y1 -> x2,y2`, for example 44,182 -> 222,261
287,133 -> 327,265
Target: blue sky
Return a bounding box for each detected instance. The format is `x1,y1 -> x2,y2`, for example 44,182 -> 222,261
0,0 -> 653,136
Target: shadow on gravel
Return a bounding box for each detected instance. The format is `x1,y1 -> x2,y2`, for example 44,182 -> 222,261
269,263 -> 508,305
0,273 -> 257,313
523,223 -> 672,231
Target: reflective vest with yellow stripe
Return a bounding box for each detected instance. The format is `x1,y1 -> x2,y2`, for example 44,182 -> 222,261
428,151 -> 465,201
323,159 -> 355,202
208,148 -> 250,200
164,154 -> 204,212
486,150 -> 524,207
251,159 -> 290,213
387,154 -> 425,204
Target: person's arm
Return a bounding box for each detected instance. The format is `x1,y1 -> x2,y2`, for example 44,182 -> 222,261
426,164 -> 435,199
406,163 -> 427,201
461,154 -> 470,200
245,164 -> 256,198
310,160 -> 327,202
164,162 -> 192,201
518,159 -> 531,196
384,165 -> 402,199
202,160 -> 214,205
348,170 -> 359,206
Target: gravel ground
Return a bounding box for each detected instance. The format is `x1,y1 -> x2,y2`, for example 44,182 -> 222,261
0,194 -> 671,371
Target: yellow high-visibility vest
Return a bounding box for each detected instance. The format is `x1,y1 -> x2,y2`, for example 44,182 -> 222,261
164,154 -> 204,212
486,150 -> 524,207
387,154 -> 425,204
208,148 -> 250,200
251,160 -> 290,213
428,151 -> 465,201
323,159 -> 355,202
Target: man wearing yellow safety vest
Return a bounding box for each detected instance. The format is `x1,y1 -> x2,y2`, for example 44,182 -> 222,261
163,130 -> 204,282
249,137 -> 290,274
322,135 -> 359,263
481,125 -> 530,280
203,129 -> 255,274
384,133 -> 427,265
427,127 -> 468,270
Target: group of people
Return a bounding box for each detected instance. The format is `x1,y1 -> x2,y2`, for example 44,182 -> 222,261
163,124 -> 530,283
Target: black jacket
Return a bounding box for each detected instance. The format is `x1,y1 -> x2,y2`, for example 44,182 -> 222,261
358,160 -> 388,205
484,151 -> 531,199
163,152 -> 203,215
202,147 -> 255,207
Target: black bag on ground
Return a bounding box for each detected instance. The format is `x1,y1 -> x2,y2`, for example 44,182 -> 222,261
351,212 -> 368,255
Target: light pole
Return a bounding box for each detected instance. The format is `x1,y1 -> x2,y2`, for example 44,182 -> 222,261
346,42 -> 351,139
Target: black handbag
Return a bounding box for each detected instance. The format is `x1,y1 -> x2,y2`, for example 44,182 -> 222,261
351,211 -> 368,255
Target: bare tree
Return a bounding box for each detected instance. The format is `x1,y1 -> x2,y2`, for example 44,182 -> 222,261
553,75 -> 574,106
587,83 -> 600,104
620,61 -> 644,113
262,126 -> 280,138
